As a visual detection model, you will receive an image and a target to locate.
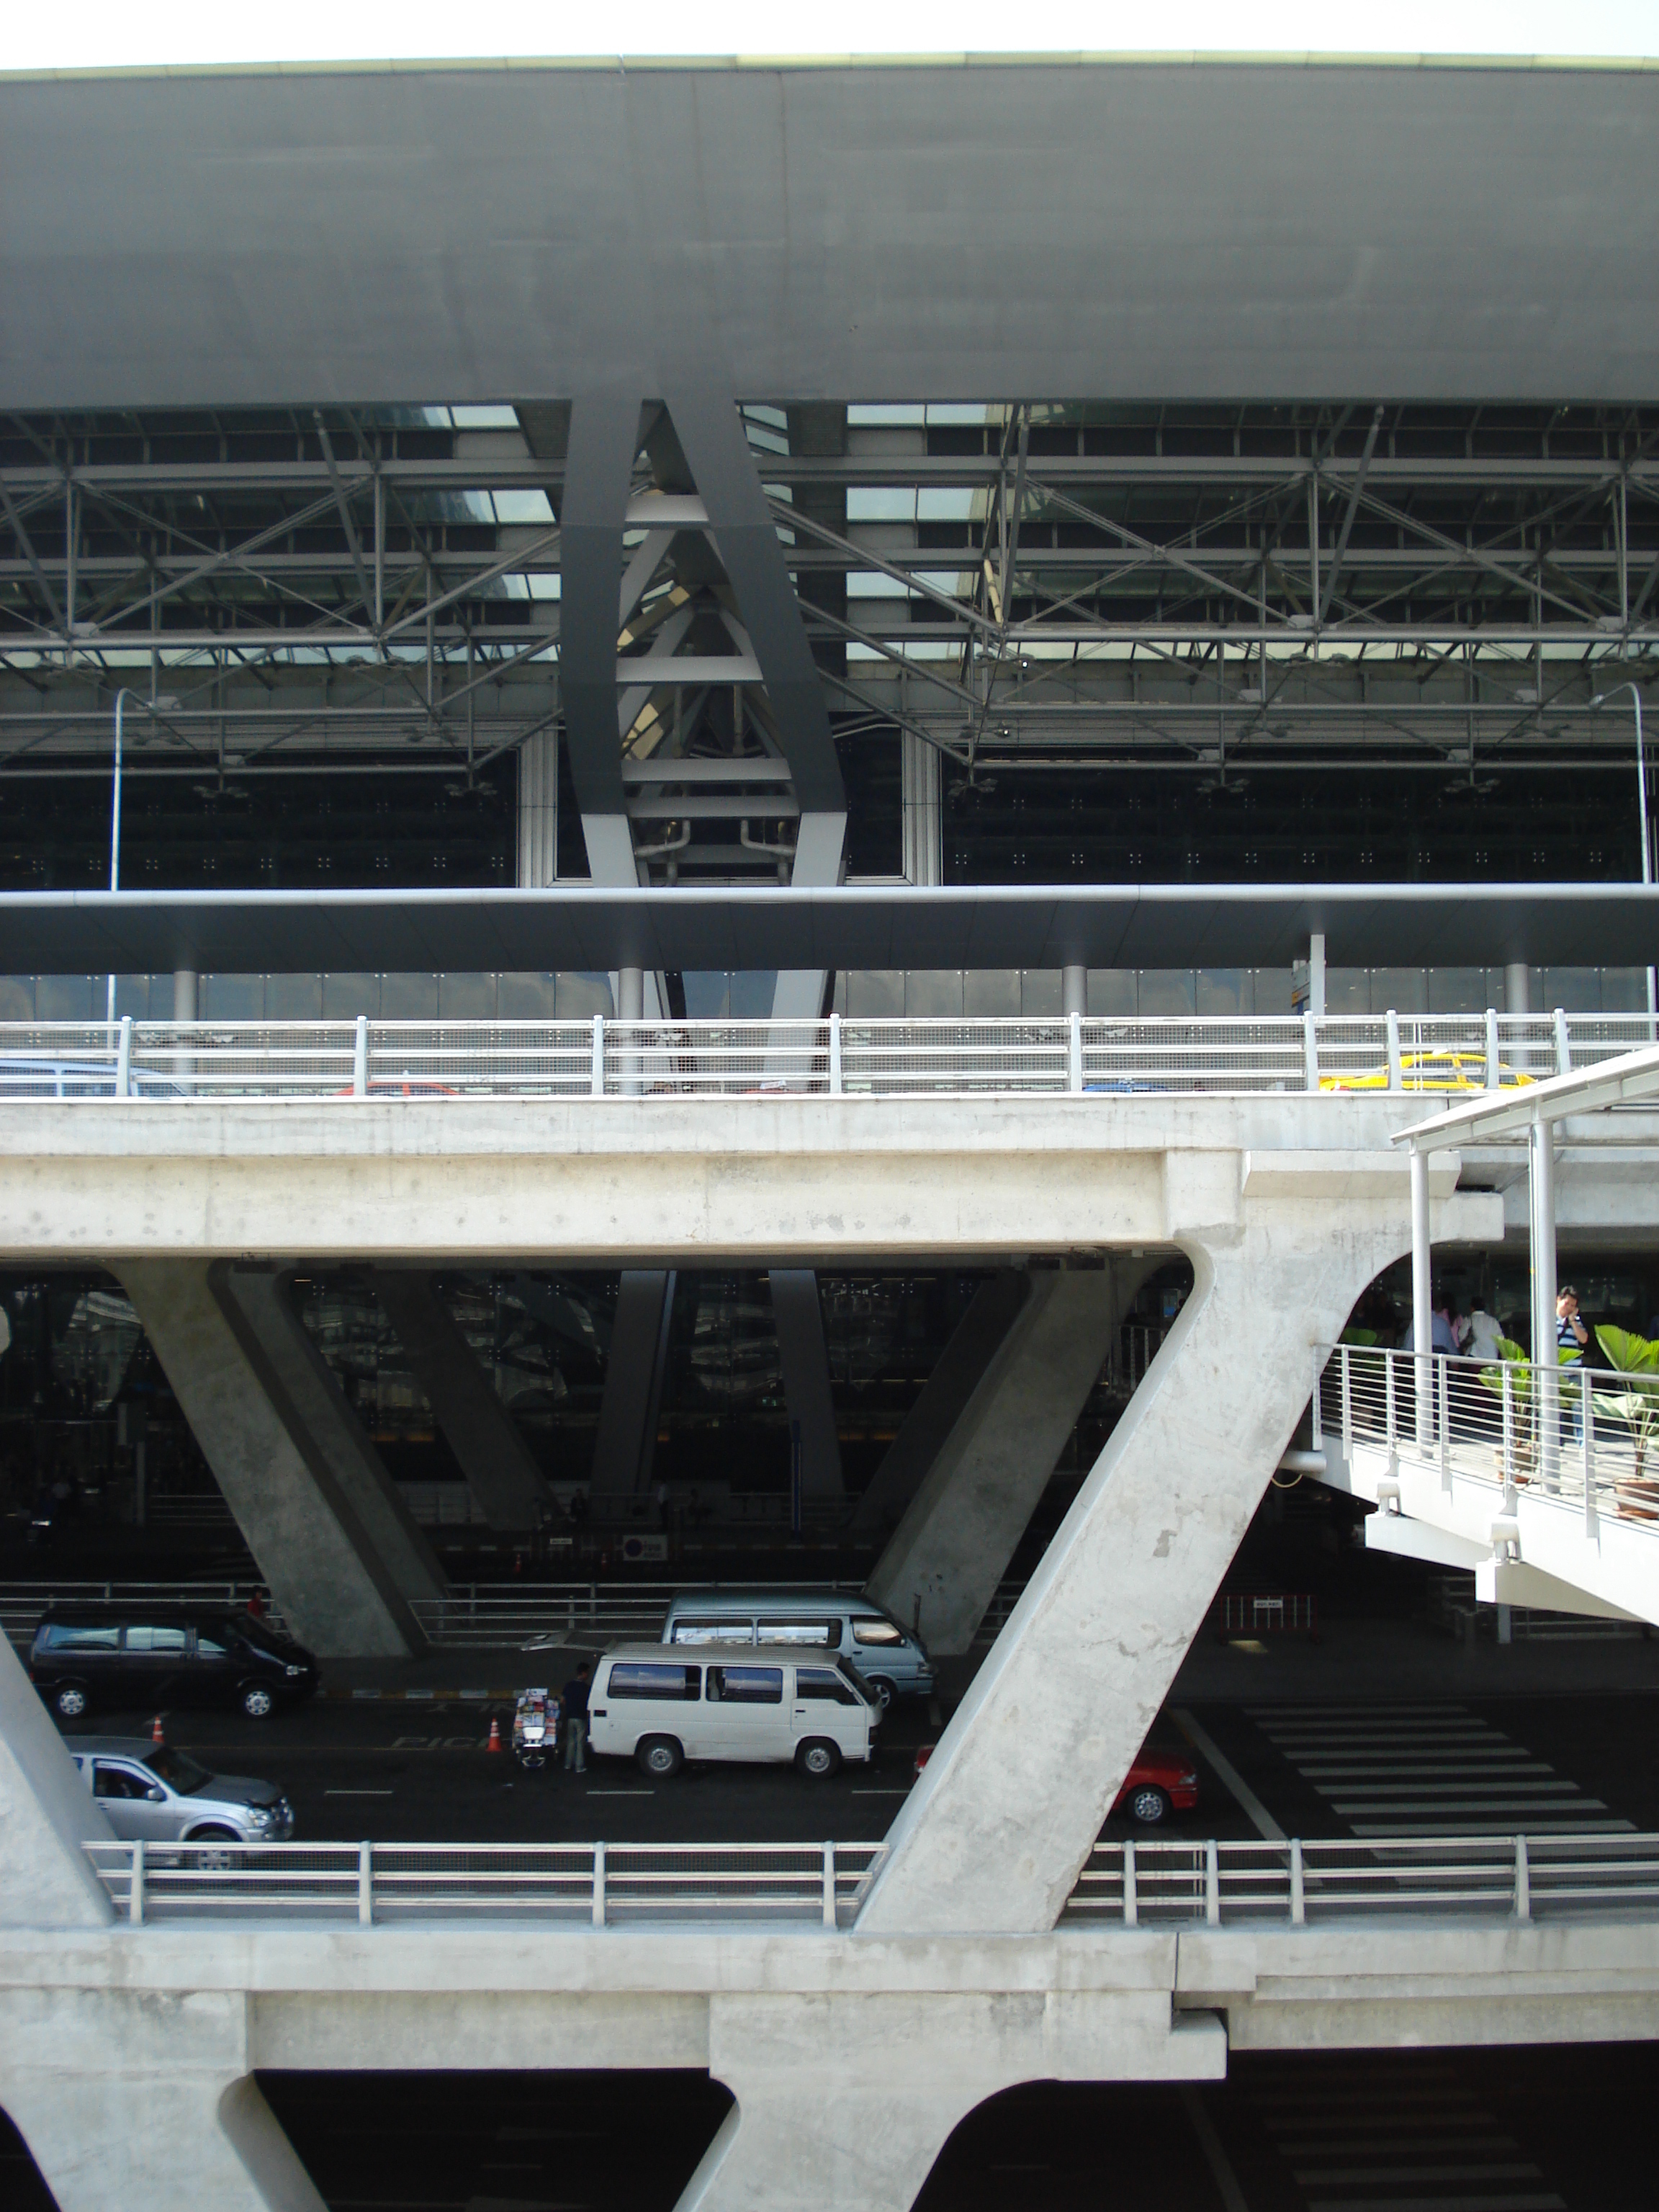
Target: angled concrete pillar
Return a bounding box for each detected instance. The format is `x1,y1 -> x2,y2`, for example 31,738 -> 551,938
849,1269 -> 1032,1539
588,1269 -> 675,1498
0,1632 -> 113,1928
118,1261 -> 441,1658
769,1269 -> 844,1505
865,1263 -> 1146,1654
373,1271 -> 550,1530
0,1999 -> 324,2212
859,1163 -> 1437,1936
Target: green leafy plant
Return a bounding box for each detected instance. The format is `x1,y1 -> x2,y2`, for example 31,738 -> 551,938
1591,1325 -> 1659,1489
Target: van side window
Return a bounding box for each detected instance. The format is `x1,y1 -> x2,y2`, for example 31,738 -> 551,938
756,1622 -> 834,1646
706,1665 -> 783,1705
42,1623 -> 120,1651
851,1619 -> 904,1647
125,1624 -> 188,1653
796,1668 -> 858,1704
669,1621 -> 745,1645
608,1663 -> 701,1701
92,1763 -> 151,1800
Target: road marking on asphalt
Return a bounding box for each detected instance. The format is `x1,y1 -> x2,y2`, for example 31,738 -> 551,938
585,1789 -> 653,1797
1172,1707 -> 1285,1841
853,1788 -> 910,1795
324,1789 -> 394,1796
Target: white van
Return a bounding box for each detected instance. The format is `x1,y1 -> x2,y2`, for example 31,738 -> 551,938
660,1590 -> 932,1709
588,1642 -> 878,1778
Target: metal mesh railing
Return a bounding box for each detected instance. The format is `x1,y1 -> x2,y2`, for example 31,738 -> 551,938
3,1010 -> 1653,1102
1318,1342 -> 1659,1527
1065,1833 -> 1659,1925
1,1580 -> 284,1650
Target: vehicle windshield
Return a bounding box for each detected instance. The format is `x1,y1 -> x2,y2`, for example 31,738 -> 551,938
143,1748 -> 212,1795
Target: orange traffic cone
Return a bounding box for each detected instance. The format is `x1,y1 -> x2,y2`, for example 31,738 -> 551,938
485,1718 -> 503,1753
150,1714 -> 164,1745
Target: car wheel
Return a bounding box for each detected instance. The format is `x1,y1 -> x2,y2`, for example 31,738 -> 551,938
238,1683 -> 276,1720
187,1827 -> 240,1873
637,1735 -> 683,1779
52,1681 -> 89,1721
1128,1786 -> 1170,1826
796,1737 -> 841,1779
866,1676 -> 896,1712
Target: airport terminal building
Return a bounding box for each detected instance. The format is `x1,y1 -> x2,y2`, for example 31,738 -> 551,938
1,53 -> 1658,2212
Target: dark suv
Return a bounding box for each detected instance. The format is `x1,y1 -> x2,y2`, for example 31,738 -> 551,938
29,1609 -> 319,1722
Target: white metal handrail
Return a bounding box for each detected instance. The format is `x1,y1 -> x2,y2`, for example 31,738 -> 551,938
1,1011 -> 1655,1102
84,1838 -> 888,1929
1067,1832 -> 1659,1925
81,1832 -> 1659,1928
1,1579 -> 284,1648
1318,1342 -> 1659,1530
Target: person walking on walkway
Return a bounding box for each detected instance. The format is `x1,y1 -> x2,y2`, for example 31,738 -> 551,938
562,1661 -> 591,1774
1557,1285 -> 1592,1444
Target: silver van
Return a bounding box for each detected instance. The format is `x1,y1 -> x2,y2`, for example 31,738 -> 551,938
588,1642 -> 878,1777
660,1589 -> 932,1709
67,1737 -> 295,1845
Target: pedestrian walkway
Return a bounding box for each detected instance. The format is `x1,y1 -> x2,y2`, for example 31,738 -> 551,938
1236,2055 -> 1566,2212
1246,1702 -> 1633,1837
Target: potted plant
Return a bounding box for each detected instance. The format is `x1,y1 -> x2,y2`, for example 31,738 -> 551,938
1590,1325 -> 1659,1521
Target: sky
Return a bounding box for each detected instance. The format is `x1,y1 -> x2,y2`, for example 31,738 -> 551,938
4,0 -> 1658,73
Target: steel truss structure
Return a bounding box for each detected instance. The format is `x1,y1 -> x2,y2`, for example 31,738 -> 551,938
3,396 -> 1658,889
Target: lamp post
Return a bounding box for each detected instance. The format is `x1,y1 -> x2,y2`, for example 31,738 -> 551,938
106,690 -> 179,1025
1590,681 -> 1655,1021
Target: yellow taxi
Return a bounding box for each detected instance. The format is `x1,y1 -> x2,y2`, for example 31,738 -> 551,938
1320,1051 -> 1536,1094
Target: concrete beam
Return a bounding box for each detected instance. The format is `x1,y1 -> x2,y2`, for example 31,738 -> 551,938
866,1262 -> 1153,1655
768,1269 -> 845,1507
858,1162 -> 1416,1934
850,1269 -> 1032,1540
372,1271 -> 551,1531
118,1261 -> 439,1658
588,1269 -> 675,1499
0,1633 -> 114,1929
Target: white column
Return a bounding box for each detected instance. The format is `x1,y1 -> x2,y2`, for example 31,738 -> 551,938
1061,963 -> 1087,1018
1529,1117 -> 1559,1488
1504,962 -> 1530,1015
172,968 -> 198,1022
1411,1147 -> 1433,1449
1308,932 -> 1326,1021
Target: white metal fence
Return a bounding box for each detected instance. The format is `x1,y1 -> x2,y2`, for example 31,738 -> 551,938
1066,1833 -> 1659,1925
1,1010 -> 1654,1101
84,1838 -> 888,1928
1318,1342 -> 1659,1529
0,1580 -> 284,1650
81,1831 -> 1659,1929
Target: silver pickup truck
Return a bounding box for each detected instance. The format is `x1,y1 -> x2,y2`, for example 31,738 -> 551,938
68,1737 -> 294,1844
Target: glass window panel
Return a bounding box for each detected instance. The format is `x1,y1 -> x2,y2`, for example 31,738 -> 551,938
1539,968 -> 1601,1012
607,1662 -> 701,1701
1196,969 -> 1246,1016
682,973 -> 731,1020
1251,969 -> 1295,1017
556,972 -> 613,1020
669,1621 -> 746,1645
37,975 -> 94,1022
201,975 -> 262,1021
1324,968 -> 1369,1015
1136,971 -> 1196,1017
0,978 -> 34,1020
707,1665 -> 783,1704
847,487 -> 917,521
756,1621 -> 834,1645
845,970 -> 904,1018
1600,967 -> 1650,1012
45,1622 -> 120,1650
965,969 -> 1020,1018
851,1619 -> 904,1647
124,1624 -> 187,1653
796,1668 -> 857,1703
1019,971 -> 1061,1018
497,973 -> 559,1020
439,973 -> 496,1020
905,971 -> 963,1018
322,973 -> 379,1020
1087,970 -> 1136,1017
1369,969 -> 1428,1015
728,971 -> 777,1020
380,974 -> 440,1021
1427,968 -> 1488,1015
266,974 -> 323,1021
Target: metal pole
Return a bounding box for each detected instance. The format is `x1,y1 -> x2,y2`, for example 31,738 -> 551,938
1591,683 -> 1654,1018
1411,1147 -> 1432,1448
107,688 -> 127,1026
1532,1116 -> 1560,1491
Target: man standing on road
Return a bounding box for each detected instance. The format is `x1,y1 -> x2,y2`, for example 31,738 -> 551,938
562,1661 -> 591,1774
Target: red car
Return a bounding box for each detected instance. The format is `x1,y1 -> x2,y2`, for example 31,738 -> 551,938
912,1743 -> 1198,1825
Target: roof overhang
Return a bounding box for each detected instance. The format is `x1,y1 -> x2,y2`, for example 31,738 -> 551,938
3,881 -> 1655,977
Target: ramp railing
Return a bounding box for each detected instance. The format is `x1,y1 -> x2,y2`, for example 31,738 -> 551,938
2,1010 -> 1654,1101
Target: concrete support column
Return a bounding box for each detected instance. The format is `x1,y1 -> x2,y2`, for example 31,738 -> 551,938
1061,964 -> 1087,1018
849,1270 -> 1032,1539
0,1996 -> 324,2212
1309,932 -> 1326,1021
373,1272 -> 551,1530
172,968 -> 197,1022
117,1261 -> 441,1658
588,1269 -> 675,1499
865,1263 -> 1145,1654
675,1990 -> 1220,2212
858,1181 -> 1415,1934
618,966 -> 644,1021
768,1269 -> 844,1508
1505,962 -> 1531,1015
0,1632 -> 114,1928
